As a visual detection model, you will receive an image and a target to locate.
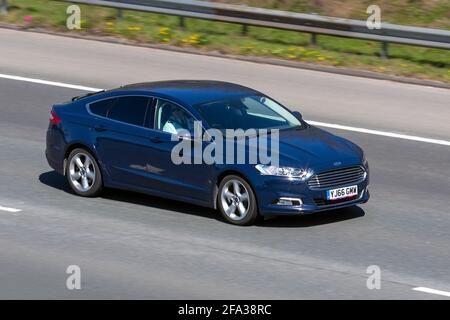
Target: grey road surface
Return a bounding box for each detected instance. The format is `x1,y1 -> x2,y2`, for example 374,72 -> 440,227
0,29 -> 449,299
1,29 -> 450,141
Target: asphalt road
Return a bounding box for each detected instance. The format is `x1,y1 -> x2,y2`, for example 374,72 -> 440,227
0,28 -> 450,299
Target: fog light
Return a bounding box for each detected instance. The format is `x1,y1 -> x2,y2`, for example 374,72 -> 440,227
275,197 -> 303,206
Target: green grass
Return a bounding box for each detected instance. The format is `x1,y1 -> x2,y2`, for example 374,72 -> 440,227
1,0 -> 449,82
213,0 -> 450,30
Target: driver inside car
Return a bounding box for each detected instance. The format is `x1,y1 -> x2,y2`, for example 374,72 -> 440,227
162,105 -> 192,134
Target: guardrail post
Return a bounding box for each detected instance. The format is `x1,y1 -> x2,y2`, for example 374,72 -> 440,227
241,24 -> 248,36
1,0 -> 8,15
381,42 -> 389,59
179,16 -> 185,29
310,33 -> 317,45
48,0 -> 450,54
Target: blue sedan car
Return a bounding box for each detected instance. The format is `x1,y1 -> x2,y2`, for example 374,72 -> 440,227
46,80 -> 369,225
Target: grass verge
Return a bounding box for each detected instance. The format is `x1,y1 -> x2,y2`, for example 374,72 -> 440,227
1,0 -> 449,83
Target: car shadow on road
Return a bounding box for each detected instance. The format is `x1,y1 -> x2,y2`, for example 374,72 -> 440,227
39,170 -> 365,228
39,170 -> 73,193
257,206 -> 365,228
38,170 -> 218,222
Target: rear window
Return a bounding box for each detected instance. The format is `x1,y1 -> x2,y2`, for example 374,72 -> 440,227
107,96 -> 150,127
89,98 -> 116,117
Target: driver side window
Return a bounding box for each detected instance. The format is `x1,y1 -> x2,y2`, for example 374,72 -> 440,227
155,99 -> 196,135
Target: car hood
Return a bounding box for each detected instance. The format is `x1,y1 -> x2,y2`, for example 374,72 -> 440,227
267,125 -> 363,167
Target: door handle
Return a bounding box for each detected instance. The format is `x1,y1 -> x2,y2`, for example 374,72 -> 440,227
149,136 -> 162,143
94,125 -> 107,132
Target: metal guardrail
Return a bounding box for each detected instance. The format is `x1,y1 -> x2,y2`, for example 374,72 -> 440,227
8,0 -> 450,57
1,0 -> 8,15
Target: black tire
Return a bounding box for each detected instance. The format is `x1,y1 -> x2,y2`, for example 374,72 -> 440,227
66,148 -> 103,197
217,175 -> 259,226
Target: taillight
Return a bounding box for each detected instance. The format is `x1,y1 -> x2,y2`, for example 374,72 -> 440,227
50,110 -> 61,125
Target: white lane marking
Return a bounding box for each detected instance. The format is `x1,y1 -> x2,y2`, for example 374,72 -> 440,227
0,73 -> 102,92
413,287 -> 450,297
307,120 -> 450,147
1,73 -> 449,147
0,205 -> 22,213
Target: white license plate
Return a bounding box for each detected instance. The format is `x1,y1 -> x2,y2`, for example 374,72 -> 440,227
326,185 -> 358,200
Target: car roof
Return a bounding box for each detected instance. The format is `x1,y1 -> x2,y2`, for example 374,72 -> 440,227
114,80 -> 261,105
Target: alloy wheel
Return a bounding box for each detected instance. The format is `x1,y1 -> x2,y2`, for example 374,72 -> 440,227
220,179 -> 250,221
68,152 -> 96,192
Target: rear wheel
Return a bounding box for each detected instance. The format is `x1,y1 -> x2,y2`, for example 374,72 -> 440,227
218,175 -> 258,226
66,148 -> 103,197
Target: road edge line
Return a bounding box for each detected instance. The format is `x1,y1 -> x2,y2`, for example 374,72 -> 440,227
1,72 -> 449,147
413,287 -> 450,298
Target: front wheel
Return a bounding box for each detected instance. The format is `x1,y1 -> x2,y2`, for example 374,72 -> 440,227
217,175 -> 259,226
66,148 -> 103,197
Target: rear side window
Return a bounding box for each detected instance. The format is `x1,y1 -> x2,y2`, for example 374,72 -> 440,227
89,98 -> 116,117
107,96 -> 150,127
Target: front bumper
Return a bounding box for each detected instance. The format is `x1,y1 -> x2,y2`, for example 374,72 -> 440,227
253,161 -> 370,216
260,187 -> 370,215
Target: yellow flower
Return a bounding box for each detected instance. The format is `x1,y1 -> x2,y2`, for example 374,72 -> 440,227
317,57 -> 326,61
127,26 -> 141,31
183,34 -> 200,44
180,33 -> 209,46
287,54 -> 296,59
159,27 -> 171,35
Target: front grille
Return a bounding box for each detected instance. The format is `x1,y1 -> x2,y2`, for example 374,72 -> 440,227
307,166 -> 366,190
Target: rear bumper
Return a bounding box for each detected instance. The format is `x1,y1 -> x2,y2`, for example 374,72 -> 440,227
45,127 -> 65,174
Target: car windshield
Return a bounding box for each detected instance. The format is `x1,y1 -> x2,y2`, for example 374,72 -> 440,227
193,95 -> 301,131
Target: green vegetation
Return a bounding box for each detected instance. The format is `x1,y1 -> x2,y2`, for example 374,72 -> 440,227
1,0 -> 449,82
214,0 -> 450,30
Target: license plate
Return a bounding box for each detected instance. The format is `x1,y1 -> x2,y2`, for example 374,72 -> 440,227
326,185 -> 358,200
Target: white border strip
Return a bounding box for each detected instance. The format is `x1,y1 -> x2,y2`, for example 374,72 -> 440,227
413,287 -> 450,297
1,73 -> 449,147
0,205 -> 22,213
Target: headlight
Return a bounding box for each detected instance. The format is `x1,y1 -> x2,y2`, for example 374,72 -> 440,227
362,154 -> 369,168
255,164 -> 313,180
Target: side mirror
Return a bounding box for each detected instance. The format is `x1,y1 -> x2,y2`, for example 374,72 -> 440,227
292,111 -> 303,120
177,129 -> 205,142
202,130 -> 213,142
177,131 -> 192,141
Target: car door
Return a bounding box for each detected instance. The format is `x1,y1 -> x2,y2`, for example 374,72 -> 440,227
90,95 -> 156,188
143,98 -> 213,202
